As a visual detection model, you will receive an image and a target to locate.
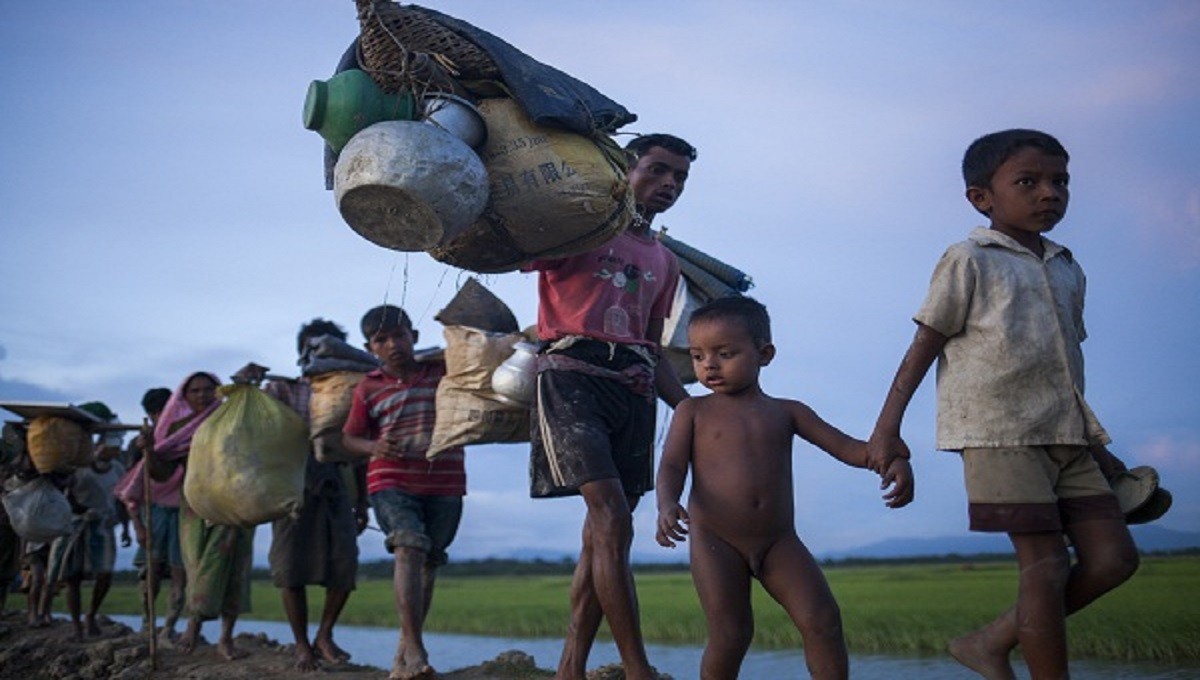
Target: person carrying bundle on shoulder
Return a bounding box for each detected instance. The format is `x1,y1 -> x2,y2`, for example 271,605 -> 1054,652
232,317 -> 369,672
524,133 -> 696,680
341,305 -> 464,680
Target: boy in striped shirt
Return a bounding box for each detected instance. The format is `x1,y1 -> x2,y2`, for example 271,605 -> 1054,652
343,304 -> 464,680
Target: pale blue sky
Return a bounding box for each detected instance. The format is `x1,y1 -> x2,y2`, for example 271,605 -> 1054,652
1,1 -> 1197,568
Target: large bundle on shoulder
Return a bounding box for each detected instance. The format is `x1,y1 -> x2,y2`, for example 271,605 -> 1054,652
428,98 -> 632,273
184,384 -> 309,527
302,335 -> 381,463
307,1 -> 637,273
2,476 -> 73,543
657,232 -> 756,383
427,278 -> 531,458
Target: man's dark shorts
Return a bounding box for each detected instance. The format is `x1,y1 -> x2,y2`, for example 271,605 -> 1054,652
529,339 -> 656,499
270,480 -> 359,590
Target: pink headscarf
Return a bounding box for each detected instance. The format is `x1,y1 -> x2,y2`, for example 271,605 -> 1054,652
152,371 -> 223,461
114,371 -> 221,510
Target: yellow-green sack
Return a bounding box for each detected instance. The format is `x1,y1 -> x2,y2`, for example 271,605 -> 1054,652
184,384 -> 309,527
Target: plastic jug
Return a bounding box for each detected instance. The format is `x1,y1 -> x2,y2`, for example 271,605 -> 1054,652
304,69 -> 416,152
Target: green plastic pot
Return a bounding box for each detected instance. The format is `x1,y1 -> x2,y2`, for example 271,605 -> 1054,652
303,69 -> 416,152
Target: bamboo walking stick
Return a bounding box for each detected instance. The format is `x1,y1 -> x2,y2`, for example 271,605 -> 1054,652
141,418 -> 157,670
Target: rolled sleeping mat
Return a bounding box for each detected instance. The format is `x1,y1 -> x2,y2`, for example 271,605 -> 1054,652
678,257 -> 739,303
660,233 -> 753,293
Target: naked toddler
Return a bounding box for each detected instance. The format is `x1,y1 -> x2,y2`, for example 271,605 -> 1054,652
656,296 -> 912,680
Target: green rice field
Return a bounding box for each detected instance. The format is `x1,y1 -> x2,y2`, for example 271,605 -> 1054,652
98,554 -> 1200,663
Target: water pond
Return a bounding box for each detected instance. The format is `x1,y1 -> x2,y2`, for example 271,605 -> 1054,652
114,616 -> 1198,679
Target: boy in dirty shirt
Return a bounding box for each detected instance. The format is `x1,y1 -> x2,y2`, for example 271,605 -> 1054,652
865,129 -> 1140,680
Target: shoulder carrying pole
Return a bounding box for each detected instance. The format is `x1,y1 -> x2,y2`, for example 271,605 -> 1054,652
141,417 -> 158,670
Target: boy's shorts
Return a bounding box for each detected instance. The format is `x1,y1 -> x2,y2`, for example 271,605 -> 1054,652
369,488 -> 462,567
962,445 -> 1124,533
529,340 -> 656,499
134,504 -> 183,573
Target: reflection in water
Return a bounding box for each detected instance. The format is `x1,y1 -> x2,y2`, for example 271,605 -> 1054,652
113,616 -> 1198,679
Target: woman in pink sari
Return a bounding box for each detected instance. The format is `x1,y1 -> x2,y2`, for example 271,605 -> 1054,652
153,371 -> 254,660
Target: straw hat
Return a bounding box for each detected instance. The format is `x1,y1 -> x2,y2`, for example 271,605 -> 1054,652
1110,466 -> 1172,525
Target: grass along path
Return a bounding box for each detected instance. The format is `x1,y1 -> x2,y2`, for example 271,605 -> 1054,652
96,555 -> 1200,663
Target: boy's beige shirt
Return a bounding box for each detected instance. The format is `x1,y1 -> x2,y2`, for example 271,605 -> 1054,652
915,227 -> 1109,451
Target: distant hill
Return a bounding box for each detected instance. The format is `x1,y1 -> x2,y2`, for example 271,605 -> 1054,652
820,524 -> 1200,560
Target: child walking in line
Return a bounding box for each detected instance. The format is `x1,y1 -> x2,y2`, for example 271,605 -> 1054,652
865,129 -> 1139,679
342,305 -> 465,680
656,296 -> 912,680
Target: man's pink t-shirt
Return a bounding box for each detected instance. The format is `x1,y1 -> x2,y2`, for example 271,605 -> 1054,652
529,230 -> 680,348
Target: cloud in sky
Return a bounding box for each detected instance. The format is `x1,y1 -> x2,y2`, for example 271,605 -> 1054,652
2,2 -> 1198,569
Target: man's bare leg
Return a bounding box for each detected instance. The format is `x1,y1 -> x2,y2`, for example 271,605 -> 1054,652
557,526 -> 604,679
314,587 -> 353,663
86,572 -> 113,636
281,585 -> 318,671
564,480 -> 653,680
66,578 -> 84,641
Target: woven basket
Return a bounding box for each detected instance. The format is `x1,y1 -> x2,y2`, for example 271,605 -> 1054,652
355,0 -> 500,95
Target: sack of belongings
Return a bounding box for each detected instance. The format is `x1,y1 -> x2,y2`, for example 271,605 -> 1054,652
425,280 -> 531,458
427,324 -> 530,458
2,476 -> 73,543
428,98 -> 633,273
185,384 -> 309,527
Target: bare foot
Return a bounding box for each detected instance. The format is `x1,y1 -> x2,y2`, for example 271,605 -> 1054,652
389,644 -> 434,680
177,628 -> 199,655
388,664 -> 435,680
293,643 -> 320,672
157,628 -> 177,649
948,630 -> 1017,680
218,638 -> 249,661
314,635 -> 351,663
86,614 -> 102,637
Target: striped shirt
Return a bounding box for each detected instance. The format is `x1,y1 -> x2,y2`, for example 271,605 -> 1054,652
343,363 -> 465,496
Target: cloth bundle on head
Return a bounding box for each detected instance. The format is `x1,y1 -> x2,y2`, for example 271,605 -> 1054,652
116,372 -> 220,511
299,334 -> 381,376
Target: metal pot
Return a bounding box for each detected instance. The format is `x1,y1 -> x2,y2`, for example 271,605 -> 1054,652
334,120 -> 488,251
421,94 -> 487,149
491,341 -> 538,407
